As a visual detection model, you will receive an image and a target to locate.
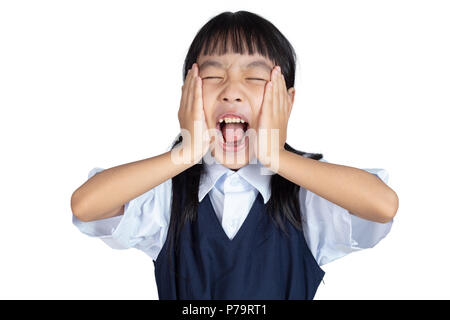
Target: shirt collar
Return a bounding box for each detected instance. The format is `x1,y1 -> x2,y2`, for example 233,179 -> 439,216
198,150 -> 275,204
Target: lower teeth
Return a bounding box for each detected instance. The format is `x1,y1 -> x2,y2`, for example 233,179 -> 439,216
225,138 -> 244,146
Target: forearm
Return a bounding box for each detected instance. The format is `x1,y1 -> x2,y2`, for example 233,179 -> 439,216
71,149 -> 193,222
275,150 -> 399,223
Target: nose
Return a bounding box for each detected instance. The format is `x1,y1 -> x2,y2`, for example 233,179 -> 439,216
219,81 -> 243,103
222,96 -> 242,103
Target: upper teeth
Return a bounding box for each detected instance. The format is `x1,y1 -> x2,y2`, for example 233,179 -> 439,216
219,117 -> 245,124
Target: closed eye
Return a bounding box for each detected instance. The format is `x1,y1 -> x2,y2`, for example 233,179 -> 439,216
203,77 -> 266,81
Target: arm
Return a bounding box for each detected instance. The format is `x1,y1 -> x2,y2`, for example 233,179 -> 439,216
71,150 -> 194,222
256,66 -> 398,224
71,63 -> 209,222
277,150 -> 399,223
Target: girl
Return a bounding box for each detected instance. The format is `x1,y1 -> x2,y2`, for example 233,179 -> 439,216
71,11 -> 398,300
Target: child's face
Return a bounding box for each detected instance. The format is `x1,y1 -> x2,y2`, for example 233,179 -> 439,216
197,52 -> 283,170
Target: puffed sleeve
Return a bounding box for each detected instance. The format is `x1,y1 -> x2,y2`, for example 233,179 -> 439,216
299,159 -> 394,266
72,167 -> 172,261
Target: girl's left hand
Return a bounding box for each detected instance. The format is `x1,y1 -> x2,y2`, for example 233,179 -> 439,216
254,66 -> 294,169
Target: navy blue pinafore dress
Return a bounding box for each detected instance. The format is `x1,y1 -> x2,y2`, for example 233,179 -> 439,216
153,191 -> 325,300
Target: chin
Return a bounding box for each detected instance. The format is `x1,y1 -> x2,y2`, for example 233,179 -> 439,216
222,162 -> 248,170
210,143 -> 253,169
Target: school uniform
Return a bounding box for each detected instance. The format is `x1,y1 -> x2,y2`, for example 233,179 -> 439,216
73,147 -> 393,299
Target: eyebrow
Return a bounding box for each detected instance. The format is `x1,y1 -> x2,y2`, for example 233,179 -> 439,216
198,59 -> 273,73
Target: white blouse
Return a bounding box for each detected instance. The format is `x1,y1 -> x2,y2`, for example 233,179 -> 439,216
72,151 -> 393,266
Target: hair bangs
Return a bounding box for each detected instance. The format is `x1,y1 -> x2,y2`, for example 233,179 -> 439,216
182,11 -> 297,88
199,23 -> 272,62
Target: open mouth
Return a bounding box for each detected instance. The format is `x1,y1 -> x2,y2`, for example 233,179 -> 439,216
215,115 -> 250,152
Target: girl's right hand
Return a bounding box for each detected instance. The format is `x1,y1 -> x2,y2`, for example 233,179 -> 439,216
177,63 -> 211,163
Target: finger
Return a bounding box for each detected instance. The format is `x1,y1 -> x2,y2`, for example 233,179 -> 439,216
286,88 -> 293,116
190,63 -> 200,109
193,70 -> 203,112
279,69 -> 285,114
280,73 -> 289,114
258,78 -> 271,121
277,67 -> 284,112
186,64 -> 197,111
275,67 -> 287,114
180,67 -> 193,111
280,73 -> 290,112
272,67 -> 280,114
266,75 -> 274,116
264,67 -> 276,117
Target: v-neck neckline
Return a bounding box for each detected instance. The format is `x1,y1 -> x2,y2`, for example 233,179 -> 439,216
205,192 -> 262,245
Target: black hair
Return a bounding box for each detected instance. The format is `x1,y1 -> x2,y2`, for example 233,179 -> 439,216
163,11 -> 323,275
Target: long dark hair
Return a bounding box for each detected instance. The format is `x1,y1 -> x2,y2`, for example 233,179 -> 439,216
163,11 -> 323,270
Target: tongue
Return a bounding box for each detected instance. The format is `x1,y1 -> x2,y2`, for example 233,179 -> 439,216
221,123 -> 245,143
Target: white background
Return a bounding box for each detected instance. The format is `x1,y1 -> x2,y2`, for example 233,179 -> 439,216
1,0 -> 449,299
